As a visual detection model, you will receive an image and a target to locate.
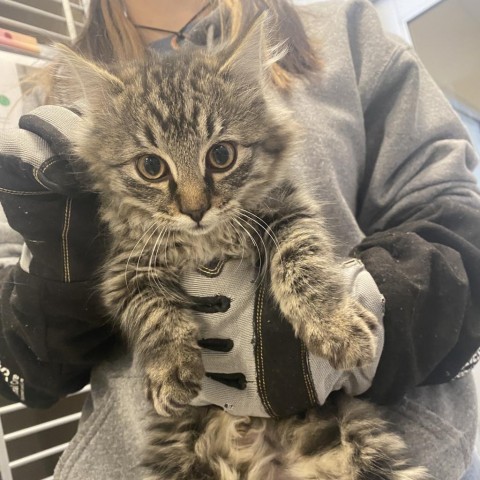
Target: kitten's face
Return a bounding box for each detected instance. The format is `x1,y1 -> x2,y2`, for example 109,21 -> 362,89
70,36 -> 295,237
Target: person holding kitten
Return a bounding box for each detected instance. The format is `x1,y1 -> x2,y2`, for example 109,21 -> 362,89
0,0 -> 479,479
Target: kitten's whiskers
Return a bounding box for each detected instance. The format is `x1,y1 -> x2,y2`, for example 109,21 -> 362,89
134,224 -> 161,296
237,208 -> 282,260
232,216 -> 268,290
124,222 -> 158,293
148,225 -> 168,296
235,210 -> 272,268
149,226 -> 183,304
164,229 -> 172,267
226,219 -> 246,276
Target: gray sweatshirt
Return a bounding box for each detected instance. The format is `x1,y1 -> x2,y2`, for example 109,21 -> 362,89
0,0 -> 478,479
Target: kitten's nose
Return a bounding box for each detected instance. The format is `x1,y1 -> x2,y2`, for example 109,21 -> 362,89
181,206 -> 208,224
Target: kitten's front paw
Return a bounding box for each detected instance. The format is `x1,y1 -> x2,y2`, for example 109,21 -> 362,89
302,301 -> 379,370
144,344 -> 204,416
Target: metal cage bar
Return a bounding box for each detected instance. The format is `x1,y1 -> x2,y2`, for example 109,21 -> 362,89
0,0 -> 82,27
49,0 -> 84,11
9,442 -> 70,469
61,0 -> 78,39
0,386 -> 90,479
0,0 -> 86,45
0,414 -> 13,480
4,412 -> 82,442
0,15 -> 70,41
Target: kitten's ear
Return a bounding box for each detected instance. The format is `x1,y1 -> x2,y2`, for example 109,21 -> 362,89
54,44 -> 125,105
218,13 -> 287,85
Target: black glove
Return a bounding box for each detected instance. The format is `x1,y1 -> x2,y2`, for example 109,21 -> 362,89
0,105 -> 115,408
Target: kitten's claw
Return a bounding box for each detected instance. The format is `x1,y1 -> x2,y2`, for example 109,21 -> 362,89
144,345 -> 204,416
301,301 -> 379,370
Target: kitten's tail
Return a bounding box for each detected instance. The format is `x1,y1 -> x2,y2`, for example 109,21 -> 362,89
336,395 -> 430,480
142,398 -> 429,480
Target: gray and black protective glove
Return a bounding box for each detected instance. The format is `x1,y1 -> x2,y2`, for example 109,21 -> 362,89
0,105 -> 112,407
187,258 -> 384,417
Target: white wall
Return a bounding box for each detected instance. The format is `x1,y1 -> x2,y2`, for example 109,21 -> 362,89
373,0 -> 480,181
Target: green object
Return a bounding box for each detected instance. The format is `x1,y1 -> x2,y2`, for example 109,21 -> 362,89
0,95 -> 11,106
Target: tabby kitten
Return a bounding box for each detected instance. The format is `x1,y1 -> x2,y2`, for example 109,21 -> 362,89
59,17 -> 427,480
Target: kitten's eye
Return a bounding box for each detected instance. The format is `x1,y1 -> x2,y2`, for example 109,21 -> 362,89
135,155 -> 169,182
206,142 -> 237,172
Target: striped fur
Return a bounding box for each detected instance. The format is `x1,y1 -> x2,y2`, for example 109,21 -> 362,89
58,18 -> 428,480
143,395 -> 427,480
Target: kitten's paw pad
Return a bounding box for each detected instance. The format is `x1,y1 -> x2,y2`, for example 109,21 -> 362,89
145,348 -> 204,416
302,302 -> 379,370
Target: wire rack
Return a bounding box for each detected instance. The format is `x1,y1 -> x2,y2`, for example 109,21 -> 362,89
0,385 -> 90,480
0,0 -> 86,43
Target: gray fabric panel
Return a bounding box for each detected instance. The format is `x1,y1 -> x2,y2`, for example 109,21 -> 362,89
24,104 -> 82,142
0,128 -> 52,169
183,259 -> 269,417
0,104 -> 81,170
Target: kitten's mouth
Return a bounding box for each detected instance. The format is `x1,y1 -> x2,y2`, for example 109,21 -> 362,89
189,222 -> 211,235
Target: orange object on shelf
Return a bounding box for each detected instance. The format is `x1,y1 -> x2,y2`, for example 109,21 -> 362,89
0,29 -> 40,54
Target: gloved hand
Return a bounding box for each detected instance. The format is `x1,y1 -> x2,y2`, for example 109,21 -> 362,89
0,104 -> 100,279
186,258 -> 384,417
0,104 -> 112,407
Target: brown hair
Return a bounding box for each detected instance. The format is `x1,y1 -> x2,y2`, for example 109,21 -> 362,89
73,0 -> 144,63
41,0 -> 319,99
220,0 -> 320,88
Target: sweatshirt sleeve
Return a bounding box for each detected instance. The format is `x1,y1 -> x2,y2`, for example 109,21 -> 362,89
351,18 -> 480,403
